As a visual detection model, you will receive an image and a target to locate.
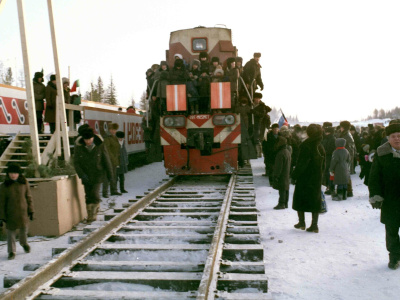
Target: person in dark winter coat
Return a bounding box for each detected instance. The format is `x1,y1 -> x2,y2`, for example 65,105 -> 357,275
102,123 -> 121,197
339,121 -> 356,197
33,72 -> 46,134
209,57 -> 220,76
359,142 -> 373,186
272,137 -> 292,210
243,52 -> 264,92
0,164 -> 34,259
321,123 -> 336,195
116,131 -> 129,194
141,114 -> 152,162
292,124 -> 325,233
368,120 -> 400,269
74,128 -> 113,223
350,125 -> 361,174
146,68 -> 156,98
225,57 -> 240,111
330,138 -> 350,200
262,123 -> 279,179
169,59 -> 190,85
154,61 -> 170,113
45,74 -> 57,133
199,51 -> 210,75
252,93 -> 271,154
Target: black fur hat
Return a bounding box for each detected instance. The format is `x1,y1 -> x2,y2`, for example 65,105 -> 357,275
34,72 -> 43,80
306,124 -> 323,138
211,57 -> 220,63
116,131 -> 125,138
81,128 -> 95,139
78,124 -> 90,136
254,92 -> 263,99
7,164 -> 21,174
235,57 -> 243,63
226,57 -> 236,66
50,74 -> 56,81
323,122 -> 333,128
386,120 -> 400,136
271,123 -> 279,129
199,51 -> 208,60
254,52 -> 261,58
340,121 -> 351,131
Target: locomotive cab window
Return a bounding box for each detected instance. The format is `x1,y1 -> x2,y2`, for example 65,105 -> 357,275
192,38 -> 207,51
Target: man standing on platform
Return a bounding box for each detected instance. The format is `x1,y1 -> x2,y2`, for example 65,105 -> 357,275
33,72 -> 45,134
102,123 -> 122,197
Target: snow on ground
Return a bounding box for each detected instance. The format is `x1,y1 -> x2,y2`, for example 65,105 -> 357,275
251,158 -> 400,300
1,159 -> 399,299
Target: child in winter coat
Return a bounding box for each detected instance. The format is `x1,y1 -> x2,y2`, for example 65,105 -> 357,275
330,138 -> 351,200
0,164 -> 34,260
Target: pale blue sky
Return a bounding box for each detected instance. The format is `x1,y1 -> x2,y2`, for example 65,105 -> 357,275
1,0 -> 400,122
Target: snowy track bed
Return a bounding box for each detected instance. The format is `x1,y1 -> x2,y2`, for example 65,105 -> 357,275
1,167 -> 270,299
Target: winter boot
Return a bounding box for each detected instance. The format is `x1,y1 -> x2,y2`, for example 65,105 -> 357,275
91,203 -> 100,222
332,189 -> 343,201
274,202 -> 286,210
8,252 -> 15,260
294,211 -> 306,230
342,189 -> 347,200
306,212 -> 319,233
388,255 -> 400,270
23,244 -> 31,253
120,179 -> 128,193
86,204 -> 94,223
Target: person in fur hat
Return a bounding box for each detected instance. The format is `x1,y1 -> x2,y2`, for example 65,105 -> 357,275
169,59 -> 189,85
116,131 -> 129,194
243,52 -> 264,92
154,61 -> 170,113
199,51 -> 210,75
102,123 -> 121,197
209,57 -> 220,76
45,74 -> 57,133
33,72 -> 45,134
330,138 -> 351,200
292,124 -> 325,233
0,164 -> 34,260
74,128 -> 113,223
339,121 -> 356,197
369,120 -> 400,269
225,57 -> 240,111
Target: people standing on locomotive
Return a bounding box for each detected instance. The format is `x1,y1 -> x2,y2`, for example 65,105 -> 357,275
154,61 -> 170,114
116,131 -> 129,194
74,128 -> 113,223
251,93 -> 270,156
173,53 -> 189,70
45,74 -> 57,134
243,52 -> 264,93
212,66 -> 225,83
188,60 -> 201,114
169,59 -> 190,113
199,51 -> 210,74
33,72 -> 46,134
102,123 -> 122,197
146,68 -> 155,98
225,57 -> 240,112
209,57 -> 220,76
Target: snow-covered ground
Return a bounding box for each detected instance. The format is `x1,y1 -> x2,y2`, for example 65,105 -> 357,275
1,159 -> 399,299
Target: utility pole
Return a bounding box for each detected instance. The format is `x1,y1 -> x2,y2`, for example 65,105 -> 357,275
16,0 -> 41,168
47,0 -> 70,161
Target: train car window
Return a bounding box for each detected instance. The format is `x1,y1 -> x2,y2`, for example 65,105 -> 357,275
192,38 -> 207,52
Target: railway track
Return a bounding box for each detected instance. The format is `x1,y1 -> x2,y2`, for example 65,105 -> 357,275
1,166 -> 269,299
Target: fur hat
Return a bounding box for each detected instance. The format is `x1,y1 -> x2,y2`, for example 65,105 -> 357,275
226,57 -> 236,66
306,124 -> 323,138
350,125 -> 356,131
385,121 -> 400,136
235,57 -> 243,63
174,59 -> 184,68
293,124 -> 302,132
108,123 -> 119,130
62,77 -> 69,84
116,131 -> 125,138
211,57 -> 220,63
50,74 -> 56,81
192,59 -> 200,67
279,125 -> 290,138
81,128 -> 95,139
78,123 -> 90,136
239,96 -> 248,104
7,164 -> 21,174
323,122 -> 333,128
214,68 -> 224,76
340,121 -> 351,131
254,92 -> 263,99
174,53 -> 183,60
34,72 -> 43,80
199,51 -> 208,60
271,123 -> 279,129
146,68 -> 153,76
160,61 -> 168,67
151,64 -> 159,71
324,126 -> 334,134
254,52 -> 261,58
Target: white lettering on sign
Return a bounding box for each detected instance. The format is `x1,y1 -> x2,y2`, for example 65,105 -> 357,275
189,115 -> 210,120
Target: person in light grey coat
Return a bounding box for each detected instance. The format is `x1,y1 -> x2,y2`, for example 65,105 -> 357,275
330,138 -> 350,200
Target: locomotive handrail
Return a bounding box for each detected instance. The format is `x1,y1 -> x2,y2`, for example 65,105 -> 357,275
239,77 -> 255,105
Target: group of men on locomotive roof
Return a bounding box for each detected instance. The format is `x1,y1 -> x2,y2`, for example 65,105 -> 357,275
145,51 -> 264,116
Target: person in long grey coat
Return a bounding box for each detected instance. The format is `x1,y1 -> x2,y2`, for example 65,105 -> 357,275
330,138 -> 350,200
272,136 -> 292,210
368,120 -> 400,269
292,124 -> 325,233
116,131 -> 129,194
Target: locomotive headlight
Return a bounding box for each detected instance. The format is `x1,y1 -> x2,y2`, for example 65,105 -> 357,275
212,114 -> 236,126
163,116 -> 186,128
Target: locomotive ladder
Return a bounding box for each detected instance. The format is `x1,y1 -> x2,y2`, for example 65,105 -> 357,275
2,167 -> 269,299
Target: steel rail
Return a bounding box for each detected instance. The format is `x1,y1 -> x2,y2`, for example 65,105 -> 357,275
196,174 -> 237,299
0,177 -> 177,300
